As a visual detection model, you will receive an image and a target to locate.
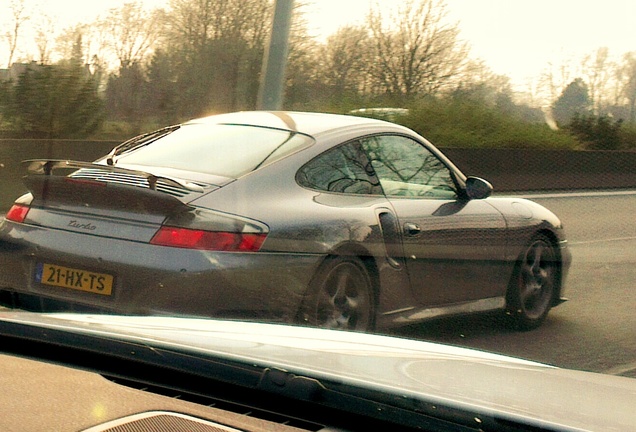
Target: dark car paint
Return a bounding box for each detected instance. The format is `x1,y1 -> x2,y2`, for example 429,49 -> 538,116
184,117 -> 569,325
0,112 -> 570,329
0,219 -> 321,319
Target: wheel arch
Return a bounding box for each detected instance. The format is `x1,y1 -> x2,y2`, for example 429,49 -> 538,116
504,229 -> 563,330
320,242 -> 382,309
297,242 -> 382,330
534,228 -> 565,305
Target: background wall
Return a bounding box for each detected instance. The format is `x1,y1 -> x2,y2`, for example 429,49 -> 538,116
1,140 -> 635,211
442,148 -> 636,192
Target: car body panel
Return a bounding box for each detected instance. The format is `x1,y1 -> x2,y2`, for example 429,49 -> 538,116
0,219 -> 320,320
387,196 -> 509,305
0,111 -> 570,329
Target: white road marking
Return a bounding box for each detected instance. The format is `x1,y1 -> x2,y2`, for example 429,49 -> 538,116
512,189 -> 636,199
604,361 -> 636,377
570,236 -> 636,246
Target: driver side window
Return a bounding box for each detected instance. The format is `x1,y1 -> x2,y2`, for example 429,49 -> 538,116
360,135 -> 457,199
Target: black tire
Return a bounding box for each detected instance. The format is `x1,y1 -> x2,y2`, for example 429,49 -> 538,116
505,234 -> 558,331
298,256 -> 375,331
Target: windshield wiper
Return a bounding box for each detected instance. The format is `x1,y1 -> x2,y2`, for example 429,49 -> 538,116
106,125 -> 181,166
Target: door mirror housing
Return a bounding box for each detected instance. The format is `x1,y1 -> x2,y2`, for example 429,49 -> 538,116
465,177 -> 493,200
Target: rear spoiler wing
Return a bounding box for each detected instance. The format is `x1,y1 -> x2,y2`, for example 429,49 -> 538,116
23,159 -> 205,193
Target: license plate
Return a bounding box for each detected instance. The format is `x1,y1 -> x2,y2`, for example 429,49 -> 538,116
36,263 -> 114,296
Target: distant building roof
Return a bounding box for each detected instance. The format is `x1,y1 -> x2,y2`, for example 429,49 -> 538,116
0,61 -> 40,82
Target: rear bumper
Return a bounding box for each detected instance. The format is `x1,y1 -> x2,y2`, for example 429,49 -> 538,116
0,220 -> 322,322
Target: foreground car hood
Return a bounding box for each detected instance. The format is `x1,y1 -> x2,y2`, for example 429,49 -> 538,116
0,311 -> 634,431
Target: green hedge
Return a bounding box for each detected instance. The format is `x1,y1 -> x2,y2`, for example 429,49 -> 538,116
394,100 -> 581,150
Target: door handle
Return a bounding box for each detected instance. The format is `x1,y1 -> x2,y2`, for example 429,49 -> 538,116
404,222 -> 421,236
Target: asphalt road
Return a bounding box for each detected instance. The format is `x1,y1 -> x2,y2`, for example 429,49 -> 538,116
389,190 -> 636,378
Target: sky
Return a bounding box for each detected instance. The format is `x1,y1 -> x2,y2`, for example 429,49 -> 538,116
304,0 -> 636,89
3,0 -> 636,91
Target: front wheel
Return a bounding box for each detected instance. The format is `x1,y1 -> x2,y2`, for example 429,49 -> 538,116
505,235 -> 558,330
298,256 -> 375,331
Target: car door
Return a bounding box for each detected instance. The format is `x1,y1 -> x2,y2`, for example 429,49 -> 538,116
295,139 -> 406,262
295,139 -> 416,311
360,135 -> 508,306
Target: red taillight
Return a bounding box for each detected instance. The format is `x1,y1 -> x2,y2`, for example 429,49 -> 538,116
150,226 -> 267,252
5,204 -> 30,223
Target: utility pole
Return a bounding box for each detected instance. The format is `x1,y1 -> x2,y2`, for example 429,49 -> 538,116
257,0 -> 294,110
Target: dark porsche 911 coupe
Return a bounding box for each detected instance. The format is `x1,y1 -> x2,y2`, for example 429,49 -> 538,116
0,111 -> 570,331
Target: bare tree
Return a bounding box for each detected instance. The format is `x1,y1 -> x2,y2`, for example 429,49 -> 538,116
164,0 -> 270,55
55,25 -> 92,64
536,57 -> 578,109
33,13 -> 56,64
618,52 -> 636,123
3,0 -> 29,67
102,2 -> 164,69
283,1 -> 322,109
366,0 -> 468,102
581,47 -> 612,114
156,0 -> 272,113
319,26 -> 371,99
453,59 -> 513,105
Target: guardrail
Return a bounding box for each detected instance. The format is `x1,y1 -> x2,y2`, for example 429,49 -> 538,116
1,140 -> 635,211
442,147 -> 636,192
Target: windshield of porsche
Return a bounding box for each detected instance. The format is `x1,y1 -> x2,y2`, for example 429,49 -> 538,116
114,124 -> 313,178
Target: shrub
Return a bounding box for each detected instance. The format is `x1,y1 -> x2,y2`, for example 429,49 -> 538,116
398,98 -> 580,150
568,114 -> 623,150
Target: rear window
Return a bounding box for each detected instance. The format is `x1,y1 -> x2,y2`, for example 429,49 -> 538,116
115,124 -> 313,178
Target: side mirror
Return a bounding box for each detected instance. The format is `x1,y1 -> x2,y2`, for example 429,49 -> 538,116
465,177 -> 493,200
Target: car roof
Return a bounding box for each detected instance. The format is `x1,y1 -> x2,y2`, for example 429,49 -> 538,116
185,111 -> 402,137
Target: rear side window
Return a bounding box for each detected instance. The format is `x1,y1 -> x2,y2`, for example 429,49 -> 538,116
115,124 -> 313,178
297,142 -> 382,195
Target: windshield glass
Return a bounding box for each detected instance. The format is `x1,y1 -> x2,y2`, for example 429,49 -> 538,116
115,124 -> 313,178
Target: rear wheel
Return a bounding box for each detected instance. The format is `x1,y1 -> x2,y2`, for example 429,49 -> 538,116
299,256 -> 374,331
506,234 -> 558,330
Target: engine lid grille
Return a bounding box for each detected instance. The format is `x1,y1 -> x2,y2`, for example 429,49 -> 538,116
70,168 -> 209,198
